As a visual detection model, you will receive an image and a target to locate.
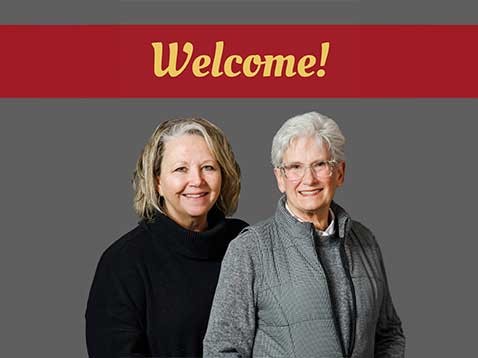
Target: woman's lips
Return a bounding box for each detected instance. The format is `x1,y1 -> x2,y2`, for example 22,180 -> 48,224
182,192 -> 208,198
298,188 -> 323,196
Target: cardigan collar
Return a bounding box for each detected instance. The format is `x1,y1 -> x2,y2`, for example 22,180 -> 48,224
275,195 -> 352,241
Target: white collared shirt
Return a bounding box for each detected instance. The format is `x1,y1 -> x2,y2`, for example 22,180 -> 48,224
285,201 -> 335,237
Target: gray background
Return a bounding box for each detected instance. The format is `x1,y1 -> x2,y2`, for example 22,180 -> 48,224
1,100 -> 477,357
2,0 -> 478,23
1,1 -> 478,357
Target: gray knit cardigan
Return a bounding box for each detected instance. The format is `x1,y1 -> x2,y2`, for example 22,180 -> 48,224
204,197 -> 405,358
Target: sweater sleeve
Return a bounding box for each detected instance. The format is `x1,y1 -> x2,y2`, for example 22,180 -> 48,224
85,243 -> 149,358
203,229 -> 261,358
374,244 -> 406,358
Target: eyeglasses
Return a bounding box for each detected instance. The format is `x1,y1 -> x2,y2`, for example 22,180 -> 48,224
279,159 -> 337,181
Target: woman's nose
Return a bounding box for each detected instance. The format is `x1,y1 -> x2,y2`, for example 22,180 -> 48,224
301,166 -> 318,184
188,167 -> 204,186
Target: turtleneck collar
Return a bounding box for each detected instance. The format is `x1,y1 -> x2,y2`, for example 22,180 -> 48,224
142,206 -> 229,260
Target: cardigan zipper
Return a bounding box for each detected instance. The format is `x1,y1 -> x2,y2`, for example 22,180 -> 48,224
313,231 -> 349,358
340,239 -> 357,357
313,229 -> 357,358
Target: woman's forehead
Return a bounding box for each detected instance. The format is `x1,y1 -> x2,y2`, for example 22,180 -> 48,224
283,136 -> 330,161
163,134 -> 214,161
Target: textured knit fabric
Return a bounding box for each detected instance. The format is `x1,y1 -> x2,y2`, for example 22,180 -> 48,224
315,231 -> 354,356
86,208 -> 247,358
203,196 -> 405,358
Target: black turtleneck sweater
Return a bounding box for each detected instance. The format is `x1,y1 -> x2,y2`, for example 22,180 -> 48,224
86,209 -> 247,358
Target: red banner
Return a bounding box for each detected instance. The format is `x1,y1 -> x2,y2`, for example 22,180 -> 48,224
0,25 -> 476,97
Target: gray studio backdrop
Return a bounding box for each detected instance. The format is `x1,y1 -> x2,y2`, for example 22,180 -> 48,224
1,0 -> 478,357
1,100 -> 477,357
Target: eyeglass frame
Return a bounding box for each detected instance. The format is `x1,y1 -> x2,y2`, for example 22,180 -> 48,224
278,159 -> 339,181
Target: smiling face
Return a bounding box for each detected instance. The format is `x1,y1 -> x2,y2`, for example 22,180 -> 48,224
157,134 -> 222,231
274,135 -> 345,229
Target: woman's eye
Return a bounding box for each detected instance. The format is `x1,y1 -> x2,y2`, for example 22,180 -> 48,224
203,165 -> 216,171
314,161 -> 327,168
174,167 -> 187,173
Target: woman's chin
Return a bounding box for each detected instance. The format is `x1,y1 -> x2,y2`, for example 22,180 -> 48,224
183,205 -> 211,219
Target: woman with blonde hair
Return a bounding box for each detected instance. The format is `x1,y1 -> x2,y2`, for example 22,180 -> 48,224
86,118 -> 247,357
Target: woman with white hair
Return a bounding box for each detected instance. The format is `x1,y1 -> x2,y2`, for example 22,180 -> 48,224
204,112 -> 405,358
86,118 -> 247,357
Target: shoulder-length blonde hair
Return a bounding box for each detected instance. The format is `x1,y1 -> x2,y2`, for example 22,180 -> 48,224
132,118 -> 241,220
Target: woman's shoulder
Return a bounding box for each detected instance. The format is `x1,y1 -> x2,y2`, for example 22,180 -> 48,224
225,217 -> 249,236
98,223 -> 152,269
87,225 -> 151,323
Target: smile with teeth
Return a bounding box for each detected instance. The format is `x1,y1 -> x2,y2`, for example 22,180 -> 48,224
299,188 -> 323,196
183,192 -> 208,198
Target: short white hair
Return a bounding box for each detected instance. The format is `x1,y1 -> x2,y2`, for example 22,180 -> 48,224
271,111 -> 345,167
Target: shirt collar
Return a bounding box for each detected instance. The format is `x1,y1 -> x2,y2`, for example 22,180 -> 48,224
284,201 -> 335,236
